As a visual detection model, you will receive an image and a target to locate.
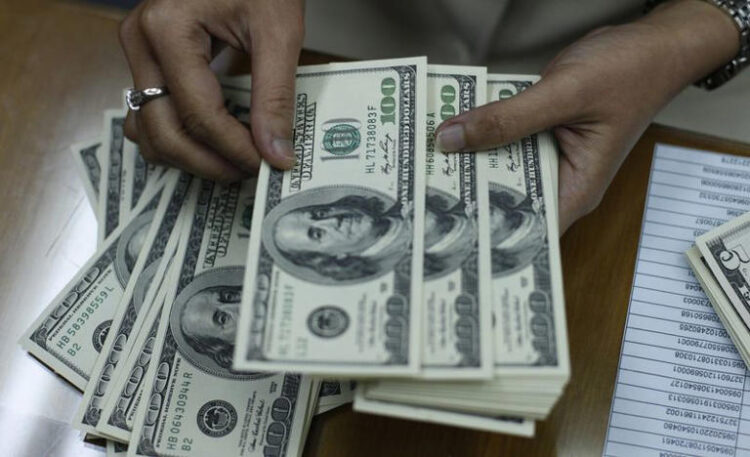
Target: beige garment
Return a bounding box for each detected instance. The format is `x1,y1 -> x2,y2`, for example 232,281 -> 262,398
304,0 -> 750,144
655,71 -> 750,143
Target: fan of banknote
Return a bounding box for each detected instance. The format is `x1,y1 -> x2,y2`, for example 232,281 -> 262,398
20,57 -> 569,457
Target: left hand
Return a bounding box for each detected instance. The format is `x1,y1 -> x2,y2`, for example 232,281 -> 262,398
118,0 -> 306,182
435,0 -> 739,233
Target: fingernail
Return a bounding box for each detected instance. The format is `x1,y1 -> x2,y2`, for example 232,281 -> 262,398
271,138 -> 296,168
436,124 -> 466,152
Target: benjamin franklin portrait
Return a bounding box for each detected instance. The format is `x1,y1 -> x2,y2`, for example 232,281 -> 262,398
169,267 -> 267,380
488,182 -> 547,277
423,187 -> 477,280
262,186 -> 413,285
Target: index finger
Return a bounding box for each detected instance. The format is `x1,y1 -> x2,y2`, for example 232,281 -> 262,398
140,10 -> 261,172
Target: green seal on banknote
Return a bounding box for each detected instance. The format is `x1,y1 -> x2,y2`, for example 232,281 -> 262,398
322,122 -> 361,156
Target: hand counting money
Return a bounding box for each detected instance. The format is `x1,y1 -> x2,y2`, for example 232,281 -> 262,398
22,60 -> 572,455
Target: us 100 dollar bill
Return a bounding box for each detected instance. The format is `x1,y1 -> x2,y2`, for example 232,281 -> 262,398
421,64 -> 492,378
95,82 -> 257,442
20,177 -> 167,390
486,75 -> 569,378
73,172 -> 192,436
107,440 -> 128,457
353,389 -> 535,436
235,57 -> 427,376
97,275 -> 171,442
129,178 -> 313,457
122,139 -> 163,221
98,110 -> 159,245
317,379 -> 354,410
71,138 -> 103,215
98,110 -> 128,245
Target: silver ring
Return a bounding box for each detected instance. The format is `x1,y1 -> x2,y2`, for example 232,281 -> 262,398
126,86 -> 169,111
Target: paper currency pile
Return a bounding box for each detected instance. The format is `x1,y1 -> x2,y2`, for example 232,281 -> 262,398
689,212 -> 750,367
20,57 -> 569,456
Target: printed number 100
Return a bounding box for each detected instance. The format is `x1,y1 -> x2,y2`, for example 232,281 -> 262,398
380,77 -> 397,125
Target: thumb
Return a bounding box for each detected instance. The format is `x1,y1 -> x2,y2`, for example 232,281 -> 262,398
435,74 -> 582,152
555,128 -> 615,234
558,155 -> 585,234
249,30 -> 303,170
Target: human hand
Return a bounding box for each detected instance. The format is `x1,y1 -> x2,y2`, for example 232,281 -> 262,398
119,0 -> 305,181
435,0 -> 739,233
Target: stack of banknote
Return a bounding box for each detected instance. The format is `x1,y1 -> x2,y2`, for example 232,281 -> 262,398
19,57 -> 569,456
688,213 -> 750,366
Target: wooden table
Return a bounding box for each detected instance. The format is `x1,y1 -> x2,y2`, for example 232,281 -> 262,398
2,1 -> 749,456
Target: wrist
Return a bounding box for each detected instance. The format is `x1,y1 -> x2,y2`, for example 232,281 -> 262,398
639,0 -> 740,89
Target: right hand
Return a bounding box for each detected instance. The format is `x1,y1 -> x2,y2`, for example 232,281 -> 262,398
119,0 -> 305,181
434,0 -> 739,233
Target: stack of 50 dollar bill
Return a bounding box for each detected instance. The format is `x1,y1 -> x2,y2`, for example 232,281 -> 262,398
689,212 -> 750,368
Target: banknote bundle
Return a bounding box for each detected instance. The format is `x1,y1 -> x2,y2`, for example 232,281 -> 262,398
228,64 -> 567,432
352,74 -> 568,428
688,211 -> 750,366
20,58 -> 569,456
